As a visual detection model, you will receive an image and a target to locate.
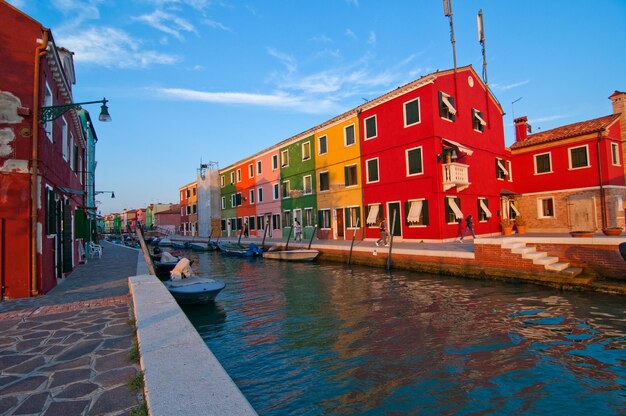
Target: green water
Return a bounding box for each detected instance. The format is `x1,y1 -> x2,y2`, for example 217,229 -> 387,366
182,252 -> 626,415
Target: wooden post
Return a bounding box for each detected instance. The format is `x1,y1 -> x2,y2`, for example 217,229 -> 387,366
386,211 -> 397,271
307,225 -> 318,250
285,226 -> 293,251
261,223 -> 269,251
347,218 -> 360,265
136,227 -> 156,276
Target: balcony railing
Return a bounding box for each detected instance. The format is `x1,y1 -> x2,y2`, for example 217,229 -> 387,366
442,162 -> 470,191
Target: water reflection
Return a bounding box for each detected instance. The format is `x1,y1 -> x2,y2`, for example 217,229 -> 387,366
182,252 -> 626,415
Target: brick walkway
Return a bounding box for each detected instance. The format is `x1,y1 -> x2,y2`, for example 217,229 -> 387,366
0,241 -> 143,415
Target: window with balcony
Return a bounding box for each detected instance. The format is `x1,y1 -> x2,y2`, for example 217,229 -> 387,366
439,91 -> 456,121
534,153 -> 552,174
404,98 -> 421,127
405,199 -> 428,226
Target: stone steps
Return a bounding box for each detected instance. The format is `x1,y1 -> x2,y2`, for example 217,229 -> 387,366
501,241 -> 580,277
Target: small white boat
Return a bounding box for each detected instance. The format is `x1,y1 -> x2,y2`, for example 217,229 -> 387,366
263,249 -> 319,262
163,258 -> 225,304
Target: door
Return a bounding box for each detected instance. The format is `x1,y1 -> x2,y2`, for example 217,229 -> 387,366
264,213 -> 272,237
388,202 -> 402,237
568,195 -> 596,231
62,202 -> 73,273
55,200 -> 63,279
335,208 -> 344,238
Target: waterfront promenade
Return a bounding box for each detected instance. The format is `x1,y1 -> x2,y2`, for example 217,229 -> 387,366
0,242 -> 142,415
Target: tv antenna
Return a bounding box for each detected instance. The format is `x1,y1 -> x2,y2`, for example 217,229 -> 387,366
477,9 -> 488,86
443,0 -> 456,70
511,97 -> 522,119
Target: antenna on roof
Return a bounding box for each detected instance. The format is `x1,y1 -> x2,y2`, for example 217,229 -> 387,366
477,9 -> 488,86
443,0 -> 456,71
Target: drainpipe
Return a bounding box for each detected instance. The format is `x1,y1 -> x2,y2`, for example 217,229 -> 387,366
597,129 -> 607,230
356,109 -> 366,241
30,29 -> 49,296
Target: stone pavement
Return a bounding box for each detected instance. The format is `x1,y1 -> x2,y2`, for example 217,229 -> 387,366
0,241 -> 144,416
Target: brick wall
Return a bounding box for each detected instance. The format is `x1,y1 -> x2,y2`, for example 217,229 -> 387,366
530,243 -> 625,279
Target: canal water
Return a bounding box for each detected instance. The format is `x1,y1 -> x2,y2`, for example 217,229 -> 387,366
180,252 -> 625,415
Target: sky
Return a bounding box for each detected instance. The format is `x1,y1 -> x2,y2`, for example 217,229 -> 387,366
10,0 -> 626,215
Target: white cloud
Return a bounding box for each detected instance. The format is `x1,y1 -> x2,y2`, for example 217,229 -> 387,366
367,31 -> 377,46
311,34 -> 332,44
345,0 -> 359,6
6,0 -> 27,9
345,29 -> 357,40
154,87 -> 340,114
134,9 -> 196,40
267,47 -> 297,73
491,80 -> 530,92
57,27 -> 179,68
51,0 -> 103,25
529,114 -> 568,124
203,18 -> 231,32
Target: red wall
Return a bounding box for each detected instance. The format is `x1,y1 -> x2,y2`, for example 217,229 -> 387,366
236,160 -> 258,236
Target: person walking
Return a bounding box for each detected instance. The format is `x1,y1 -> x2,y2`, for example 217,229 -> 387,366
376,218 -> 389,247
243,219 -> 249,238
459,214 -> 476,242
294,219 -> 302,242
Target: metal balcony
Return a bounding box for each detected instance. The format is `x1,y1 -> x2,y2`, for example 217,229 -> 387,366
442,162 -> 470,191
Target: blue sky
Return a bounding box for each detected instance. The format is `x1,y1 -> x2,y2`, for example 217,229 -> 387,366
11,0 -> 626,214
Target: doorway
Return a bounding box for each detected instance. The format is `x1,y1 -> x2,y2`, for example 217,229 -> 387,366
387,202 -> 402,237
335,208 -> 344,238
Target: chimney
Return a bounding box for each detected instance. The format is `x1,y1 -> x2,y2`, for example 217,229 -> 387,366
609,90 -> 626,141
514,116 -> 528,141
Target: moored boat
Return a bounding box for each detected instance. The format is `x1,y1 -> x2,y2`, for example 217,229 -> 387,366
171,240 -> 189,249
190,242 -> 217,251
158,237 -> 172,247
263,249 -> 320,262
163,258 -> 225,304
217,241 -> 263,257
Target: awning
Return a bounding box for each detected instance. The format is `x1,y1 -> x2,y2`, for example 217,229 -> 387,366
442,138 -> 474,156
500,188 -> 521,196
510,202 -> 520,215
447,198 -> 463,220
366,204 -> 380,225
441,94 -> 457,115
407,200 -> 423,223
475,111 -> 487,126
479,199 -> 492,218
497,159 -> 509,176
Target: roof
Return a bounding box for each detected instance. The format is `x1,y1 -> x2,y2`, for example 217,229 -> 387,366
510,114 -> 620,150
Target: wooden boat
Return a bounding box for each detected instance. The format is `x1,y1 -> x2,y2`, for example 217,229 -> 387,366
263,249 -> 320,262
171,241 -> 189,249
217,241 -> 263,257
158,238 -> 172,247
190,242 -> 217,251
154,252 -> 193,277
163,277 -> 225,304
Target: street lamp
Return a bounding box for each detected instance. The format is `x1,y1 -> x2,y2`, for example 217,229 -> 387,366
41,98 -> 112,122
95,191 -> 115,198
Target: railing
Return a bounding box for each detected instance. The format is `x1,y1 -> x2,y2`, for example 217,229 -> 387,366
442,162 -> 470,191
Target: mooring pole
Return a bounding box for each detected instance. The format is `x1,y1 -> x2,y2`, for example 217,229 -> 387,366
347,218 -> 360,265
237,224 -> 243,244
307,225 -> 318,250
136,227 -> 156,276
285,226 -> 293,251
261,223 -> 269,251
386,211 -> 397,271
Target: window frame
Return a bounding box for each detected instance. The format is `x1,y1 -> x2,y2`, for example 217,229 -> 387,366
439,91 -> 456,121
282,180 -> 290,199
366,157 -> 379,184
404,97 -> 421,127
364,115 -> 377,140
445,196 -> 462,224
405,146 -> 424,177
344,124 -> 356,147
302,141 -> 311,161
230,171 -> 235,184
477,197 -> 491,222
318,208 -> 331,229
272,154 -> 279,170
44,83 -> 53,141
248,163 -> 254,178
220,175 -> 225,187
303,174 -> 312,195
344,164 -> 358,187
534,152 -> 552,175
344,206 -> 361,229
318,135 -> 328,155
568,145 -> 590,170
249,189 -> 255,204
537,196 -> 556,219
236,169 -> 242,182
62,117 -> 69,161
319,171 -> 330,192
405,198 -> 428,227
273,183 -> 280,200
281,149 -> 289,168
472,108 -> 486,132
611,142 -> 620,166
257,187 -> 264,203
257,160 -> 262,175
221,196 -> 226,209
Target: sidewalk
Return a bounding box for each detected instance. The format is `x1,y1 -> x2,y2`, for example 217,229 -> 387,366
0,241 -> 143,415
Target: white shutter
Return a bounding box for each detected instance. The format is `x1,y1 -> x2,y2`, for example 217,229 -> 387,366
442,94 -> 457,115
497,159 -> 509,176
407,201 -> 423,223
510,202 -> 520,215
366,204 -> 380,225
448,198 -> 463,220
479,199 -> 492,218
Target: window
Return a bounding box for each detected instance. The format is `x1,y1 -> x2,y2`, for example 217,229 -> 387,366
304,208 -> 313,227
282,180 -> 290,198
186,189 -> 191,198
318,209 -> 331,229
273,183 -> 279,200
538,197 -> 555,218
258,187 -> 263,202
445,197 -> 463,223
272,154 -> 278,170
472,109 -> 486,132
302,142 -> 311,161
257,160 -> 262,175
230,171 -> 235,184
344,165 -> 358,187
366,158 -> 379,183
62,118 -> 69,160
249,189 -> 255,204
405,199 -> 429,226
272,214 -> 281,230
186,206 -> 191,215
345,206 -> 361,228
237,217 -> 243,230
249,216 -> 256,230
611,143 -> 620,166
192,187 -> 196,196
221,196 -> 226,209
257,216 -> 264,230
46,187 -> 56,234
439,91 -> 456,121
44,83 -> 53,140
345,124 -> 356,146
192,204 -> 197,214
477,198 -> 492,222
236,193 -> 242,206
249,164 -> 254,178
220,175 -> 225,187
496,158 -> 509,179
319,171 -> 329,192
283,210 -> 292,228
535,153 -> 552,174
230,194 -> 235,208
366,203 -> 383,226
404,98 -> 420,127
569,145 -> 589,169
364,115 -> 377,140
72,139 -> 78,171
221,219 -> 226,231
406,147 -> 423,176
281,149 -> 289,167
236,169 -> 242,182
316,136 -> 327,156
303,175 -> 312,194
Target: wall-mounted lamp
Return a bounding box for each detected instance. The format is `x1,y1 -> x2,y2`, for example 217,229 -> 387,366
95,191 -> 115,199
41,98 -> 112,123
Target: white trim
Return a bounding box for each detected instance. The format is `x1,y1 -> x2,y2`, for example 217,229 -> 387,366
272,154 -> 279,170
303,174 -> 312,195
257,186 -> 264,203
537,196 -> 555,219
249,189 -> 255,204
344,123 -> 356,146
474,110 -> 486,126
302,141 -> 311,161
257,160 -> 262,175
273,183 -> 280,200
236,169 -> 241,182
366,157 -> 380,184
345,205 -> 361,229
447,197 -> 463,220
366,203 -> 380,226
441,138 -> 474,156
405,146 -> 423,177
364,115 -> 378,140
282,180 -> 290,199
281,149 -> 289,168
403,97 -> 421,127
248,163 -> 254,178
568,144 -> 590,170
497,159 -> 509,176
220,175 -> 225,188
479,199 -> 492,218
534,152 -> 552,175
611,142 -> 620,166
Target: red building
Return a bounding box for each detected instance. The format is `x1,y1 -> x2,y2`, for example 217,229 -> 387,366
0,3 -> 91,298
235,159 -> 259,237
179,182 -> 191,235
509,92 -> 625,232
360,66 -> 509,241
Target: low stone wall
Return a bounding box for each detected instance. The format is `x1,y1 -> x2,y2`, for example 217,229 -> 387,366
529,242 -> 625,279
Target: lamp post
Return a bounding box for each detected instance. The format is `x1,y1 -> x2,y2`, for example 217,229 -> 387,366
40,98 -> 112,122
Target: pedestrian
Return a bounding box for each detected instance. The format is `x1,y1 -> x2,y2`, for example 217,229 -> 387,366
243,219 -> 249,238
459,214 -> 476,242
294,219 -> 302,242
376,218 -> 389,246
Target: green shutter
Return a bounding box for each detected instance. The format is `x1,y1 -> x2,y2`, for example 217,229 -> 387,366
423,200 -> 429,225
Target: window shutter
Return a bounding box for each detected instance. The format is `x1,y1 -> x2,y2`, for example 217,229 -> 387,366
404,202 -> 410,226
422,200 -> 429,225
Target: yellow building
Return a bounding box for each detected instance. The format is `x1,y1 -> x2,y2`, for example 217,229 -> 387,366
314,112 -> 363,240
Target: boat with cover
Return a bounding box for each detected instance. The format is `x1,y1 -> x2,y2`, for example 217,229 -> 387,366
171,240 -> 189,249
217,241 -> 263,257
163,258 -> 225,304
158,237 -> 173,247
263,249 -> 319,261
154,251 -> 193,277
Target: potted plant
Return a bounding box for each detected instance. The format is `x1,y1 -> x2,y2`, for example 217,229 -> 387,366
570,230 -> 595,238
501,218 -> 514,236
602,227 -> 623,236
515,216 -> 527,234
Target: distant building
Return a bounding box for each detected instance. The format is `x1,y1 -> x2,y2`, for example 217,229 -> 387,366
154,205 -> 181,234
